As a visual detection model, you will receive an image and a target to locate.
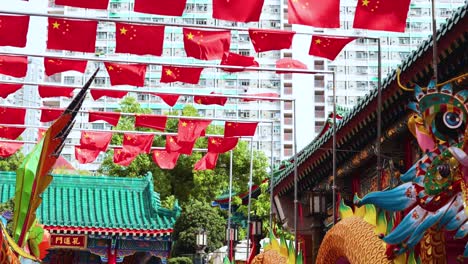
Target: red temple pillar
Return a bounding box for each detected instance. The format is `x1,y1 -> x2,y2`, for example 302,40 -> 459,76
107,247 -> 117,264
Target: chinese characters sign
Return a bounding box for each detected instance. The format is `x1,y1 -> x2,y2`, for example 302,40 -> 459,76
50,234 -> 87,249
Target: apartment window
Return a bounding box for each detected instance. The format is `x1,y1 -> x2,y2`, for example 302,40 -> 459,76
239,34 -> 250,42
92,123 -> 104,130
196,19 -> 207,25
314,76 -> 324,87
240,80 -> 250,86
239,49 -> 250,56
196,4 -> 208,12
357,81 -> 368,90
399,37 -> 410,45
314,60 -> 324,70
356,66 -> 367,75
356,51 -> 368,59
97,32 -> 107,40
64,76 -> 75,84
284,86 -> 293,95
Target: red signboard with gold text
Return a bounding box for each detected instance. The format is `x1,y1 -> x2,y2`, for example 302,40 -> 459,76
50,234 -> 87,249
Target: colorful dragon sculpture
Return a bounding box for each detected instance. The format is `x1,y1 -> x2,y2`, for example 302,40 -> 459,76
0,69 -> 98,262
317,77 -> 467,263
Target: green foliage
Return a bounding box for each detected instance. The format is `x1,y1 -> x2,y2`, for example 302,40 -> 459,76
167,257 -> 193,264
0,151 -> 24,172
172,201 -> 225,256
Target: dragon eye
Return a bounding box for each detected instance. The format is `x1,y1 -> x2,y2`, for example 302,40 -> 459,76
443,112 -> 462,129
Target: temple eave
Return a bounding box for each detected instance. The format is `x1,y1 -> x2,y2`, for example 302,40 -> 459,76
45,225 -> 173,237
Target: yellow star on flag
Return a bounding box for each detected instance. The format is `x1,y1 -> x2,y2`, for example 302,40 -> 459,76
315,39 -> 322,44
156,152 -> 160,157
165,69 -> 173,76
107,65 -> 114,71
120,27 -> 128,35
169,137 -> 174,142
52,21 -> 60,29
186,32 -> 194,40
197,99 -> 202,104
211,139 -> 217,144
362,0 -> 370,6
182,122 -> 188,127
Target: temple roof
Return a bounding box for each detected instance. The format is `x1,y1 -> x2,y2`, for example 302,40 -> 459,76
0,172 -> 181,237
272,2 -> 468,195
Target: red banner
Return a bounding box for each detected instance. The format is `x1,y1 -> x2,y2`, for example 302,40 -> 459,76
50,234 -> 87,249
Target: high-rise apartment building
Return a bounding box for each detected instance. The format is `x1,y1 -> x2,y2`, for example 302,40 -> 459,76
282,0 -> 465,150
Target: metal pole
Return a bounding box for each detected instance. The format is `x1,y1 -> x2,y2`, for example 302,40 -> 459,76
376,39 -> 382,191
246,138 -> 255,262
431,0 -> 438,83
269,121 -> 275,229
332,72 -> 337,225
227,150 -> 234,261
293,99 -> 299,255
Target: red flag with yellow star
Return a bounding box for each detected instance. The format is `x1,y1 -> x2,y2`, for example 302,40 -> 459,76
44,57 -> 88,76
194,92 -> 228,106
0,15 -> 29,48
208,137 -> 239,153
79,131 -> 112,151
122,133 -> 154,154
104,62 -> 147,86
160,66 -> 204,84
152,150 -> 180,169
75,146 -> 101,164
40,108 -> 65,123
150,93 -> 180,107
38,85 -> 74,98
47,18 -> 97,53
353,0 -> 411,32
240,93 -> 279,102
0,55 -> 28,78
212,0 -> 264,22
0,141 -> 23,158
288,0 -> 340,28
90,89 -> 128,100
194,152 -> 219,171
183,28 -> 231,60
0,107 -> 26,139
165,135 -> 195,155
55,0 -> 109,9
0,84 -> 22,98
248,28 -> 295,52
177,119 -> 212,142
113,147 -> 139,166
221,52 -> 259,73
134,0 -> 186,16
115,22 -> 165,56
0,127 -> 24,140
308,36 -> 356,60
275,58 -> 307,73
88,111 -> 121,126
224,122 -> 258,137
135,114 -> 168,131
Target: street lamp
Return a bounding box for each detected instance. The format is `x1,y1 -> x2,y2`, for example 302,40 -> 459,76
250,216 -> 263,256
307,191 -> 327,216
225,223 -> 238,262
196,229 -> 207,264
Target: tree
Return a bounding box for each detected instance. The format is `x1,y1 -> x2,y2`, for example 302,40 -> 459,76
0,151 -> 24,172
171,200 -> 226,256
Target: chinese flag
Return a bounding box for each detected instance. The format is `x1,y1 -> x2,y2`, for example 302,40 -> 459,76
288,0 -> 340,28
221,52 -> 259,73
44,57 -> 87,76
55,0 -> 109,9
47,18 -> 98,53
90,89 -> 128,100
177,119 -> 211,142
224,122 -> 258,137
208,137 -> 239,153
241,93 -> 279,102
249,28 -> 295,52
194,152 -> 219,171
115,22 -> 165,56
166,135 -> 195,155
40,108 -> 64,122
212,0 -> 264,22
276,58 -> 307,73
0,55 -> 28,78
123,133 -> 154,154
194,92 -> 228,106
38,85 -> 74,98
353,0 -> 411,32
134,0 -> 186,16
160,66 -> 204,84
113,147 -> 139,166
88,111 -> 121,126
150,93 -> 180,107
152,150 -> 180,169
0,141 -> 23,158
0,84 -> 22,98
75,146 -> 101,164
79,131 -> 112,151
135,114 -> 167,131
104,62 -> 147,87
183,28 -> 231,60
309,36 -> 356,60
0,15 -> 29,48
0,107 -> 26,139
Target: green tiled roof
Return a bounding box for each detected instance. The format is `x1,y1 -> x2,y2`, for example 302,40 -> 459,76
272,2 -> 468,189
0,172 -> 180,235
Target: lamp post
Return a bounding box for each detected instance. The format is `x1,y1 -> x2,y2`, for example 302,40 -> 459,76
196,229 -> 207,264
250,216 -> 263,256
225,223 -> 238,262
307,191 -> 328,263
